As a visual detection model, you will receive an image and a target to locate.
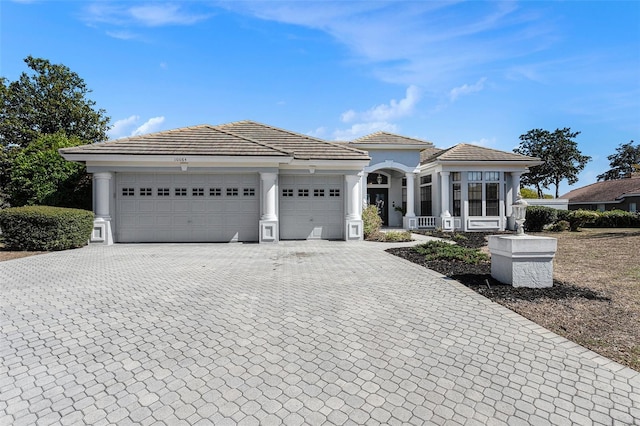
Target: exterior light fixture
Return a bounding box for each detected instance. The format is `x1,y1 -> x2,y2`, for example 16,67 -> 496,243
377,174 -> 383,184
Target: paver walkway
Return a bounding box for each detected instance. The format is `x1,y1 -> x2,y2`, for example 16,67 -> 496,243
1,241 -> 639,425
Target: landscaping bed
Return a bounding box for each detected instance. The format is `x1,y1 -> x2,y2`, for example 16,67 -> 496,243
387,229 -> 640,371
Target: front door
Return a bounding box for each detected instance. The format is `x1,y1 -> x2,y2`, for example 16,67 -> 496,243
368,188 -> 388,226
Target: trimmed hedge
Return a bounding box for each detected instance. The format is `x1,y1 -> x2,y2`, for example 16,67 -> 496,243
590,209 -> 640,228
0,206 -> 93,251
524,206 -> 557,232
524,206 -> 640,232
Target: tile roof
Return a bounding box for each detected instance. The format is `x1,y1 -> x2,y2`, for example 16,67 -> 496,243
60,125 -> 290,157
217,121 -> 369,160
61,121 -> 370,161
351,132 -> 434,147
420,143 -> 540,164
560,176 -> 640,203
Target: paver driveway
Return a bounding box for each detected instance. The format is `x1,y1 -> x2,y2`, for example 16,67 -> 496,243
1,241 -> 639,425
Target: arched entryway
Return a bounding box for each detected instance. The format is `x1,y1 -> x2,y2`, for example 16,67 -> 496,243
366,171 -> 391,225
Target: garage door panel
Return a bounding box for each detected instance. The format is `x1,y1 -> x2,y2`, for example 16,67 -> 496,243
116,173 -> 259,243
279,175 -> 344,240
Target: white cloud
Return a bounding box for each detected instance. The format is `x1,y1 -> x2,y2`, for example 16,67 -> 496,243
132,116 -> 165,136
108,115 -> 140,139
129,4 -> 208,27
307,127 -> 327,138
108,115 -> 165,139
333,122 -> 398,141
225,2 -> 550,88
449,78 -> 487,102
83,2 -> 210,28
341,86 -> 421,123
106,30 -> 139,40
333,86 -> 420,140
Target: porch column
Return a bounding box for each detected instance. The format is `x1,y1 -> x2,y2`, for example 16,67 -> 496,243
439,171 -> 454,232
361,172 -> 368,208
402,172 -> 417,230
92,172 -> 113,245
507,172 -> 522,217
94,172 -> 112,219
259,172 -> 278,243
345,174 -> 363,241
405,172 -> 416,217
260,172 -> 278,221
345,174 -> 361,220
440,171 -> 450,215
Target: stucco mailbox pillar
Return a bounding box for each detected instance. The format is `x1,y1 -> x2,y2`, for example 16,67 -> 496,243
488,235 -> 557,288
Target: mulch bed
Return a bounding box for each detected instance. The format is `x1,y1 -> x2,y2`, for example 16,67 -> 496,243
387,231 -> 609,305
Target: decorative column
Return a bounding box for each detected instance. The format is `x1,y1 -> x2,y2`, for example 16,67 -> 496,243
259,172 -> 278,243
439,171 -> 454,231
361,172 -> 368,211
345,174 -> 363,241
403,172 -> 417,230
440,171 -> 450,216
92,172 -> 113,245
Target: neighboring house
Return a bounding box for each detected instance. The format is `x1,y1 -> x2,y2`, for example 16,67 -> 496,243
560,174 -> 640,212
60,120 -> 542,244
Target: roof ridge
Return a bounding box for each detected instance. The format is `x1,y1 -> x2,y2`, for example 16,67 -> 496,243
352,131 -> 432,145
219,120 -> 368,156
103,124 -> 214,143
212,126 -> 292,156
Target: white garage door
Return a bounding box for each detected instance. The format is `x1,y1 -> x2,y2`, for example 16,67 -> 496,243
116,173 -> 259,243
279,175 -> 344,240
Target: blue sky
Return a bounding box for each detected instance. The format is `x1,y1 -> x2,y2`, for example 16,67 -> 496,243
2,1 -> 639,195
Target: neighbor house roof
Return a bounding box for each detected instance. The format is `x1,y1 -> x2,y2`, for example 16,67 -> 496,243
560,175 -> 640,203
420,143 -> 540,164
60,120 -> 370,161
350,132 -> 433,147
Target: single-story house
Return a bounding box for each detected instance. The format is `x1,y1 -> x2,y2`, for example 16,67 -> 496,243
60,120 -> 542,244
560,174 -> 640,212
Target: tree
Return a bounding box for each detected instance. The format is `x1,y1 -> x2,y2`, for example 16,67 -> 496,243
596,141 -> 640,181
7,132 -> 92,210
514,128 -> 591,198
0,56 -> 110,148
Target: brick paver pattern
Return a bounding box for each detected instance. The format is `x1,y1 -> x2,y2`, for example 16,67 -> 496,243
1,241 -> 639,425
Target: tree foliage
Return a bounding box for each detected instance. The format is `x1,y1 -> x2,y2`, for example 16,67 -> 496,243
0,56 -> 110,148
514,128 -> 591,198
7,132 -> 92,210
596,140 -> 640,181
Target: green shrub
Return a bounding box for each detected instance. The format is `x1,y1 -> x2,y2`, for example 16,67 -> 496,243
413,240 -> 489,265
363,205 -> 382,238
369,230 -> 413,242
567,209 -> 599,231
590,210 -> 640,228
555,209 -> 571,223
524,206 -> 558,232
0,205 -> 93,251
548,220 -> 570,232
